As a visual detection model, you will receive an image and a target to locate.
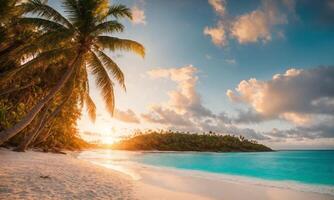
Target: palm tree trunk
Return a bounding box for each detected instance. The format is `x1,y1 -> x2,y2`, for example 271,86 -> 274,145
23,65 -> 78,149
0,81 -> 35,96
20,90 -> 72,150
33,121 -> 54,147
14,103 -> 50,152
0,55 -> 80,146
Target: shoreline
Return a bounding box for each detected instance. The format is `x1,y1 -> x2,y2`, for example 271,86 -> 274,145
79,150 -> 334,200
122,161 -> 334,196
1,149 -> 334,200
131,164 -> 334,200
77,149 -> 334,195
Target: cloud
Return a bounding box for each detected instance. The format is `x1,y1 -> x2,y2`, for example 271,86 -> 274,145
231,0 -> 288,44
231,10 -> 272,43
208,0 -> 226,16
131,6 -> 146,25
204,23 -> 227,47
142,65 -> 268,140
233,109 -> 271,124
142,65 -> 200,128
205,0 -> 293,46
95,64 -> 333,144
227,66 -> 334,125
205,0 -> 227,46
146,65 -> 213,118
223,126 -> 270,140
141,106 -> 193,127
114,109 -> 140,123
266,117 -> 334,139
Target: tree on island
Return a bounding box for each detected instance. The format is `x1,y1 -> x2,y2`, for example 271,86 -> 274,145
111,130 -> 272,152
0,0 -> 145,150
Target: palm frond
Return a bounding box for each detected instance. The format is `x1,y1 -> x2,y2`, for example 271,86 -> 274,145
16,29 -> 75,58
17,17 -> 69,31
0,0 -> 25,23
92,20 -> 124,35
62,0 -> 80,25
85,93 -> 96,122
73,0 -> 100,33
92,0 -> 110,21
95,50 -> 125,90
96,36 -> 145,58
23,0 -> 73,29
106,4 -> 132,20
77,61 -> 90,109
0,47 -> 75,83
87,51 -> 115,116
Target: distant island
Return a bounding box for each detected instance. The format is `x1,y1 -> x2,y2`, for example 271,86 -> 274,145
111,131 -> 272,152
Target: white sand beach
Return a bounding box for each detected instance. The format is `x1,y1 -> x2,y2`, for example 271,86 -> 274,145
1,149 -> 333,200
0,149 -> 134,200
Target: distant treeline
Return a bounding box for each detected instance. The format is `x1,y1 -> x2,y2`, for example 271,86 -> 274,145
111,131 -> 272,152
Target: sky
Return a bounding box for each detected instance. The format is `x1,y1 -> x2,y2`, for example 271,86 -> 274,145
50,0 -> 334,149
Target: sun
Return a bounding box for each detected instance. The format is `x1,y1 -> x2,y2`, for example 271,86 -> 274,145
99,127 -> 123,144
100,135 -> 119,144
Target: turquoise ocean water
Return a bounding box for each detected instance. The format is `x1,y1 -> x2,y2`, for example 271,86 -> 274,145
132,150 -> 334,186
80,150 -> 334,187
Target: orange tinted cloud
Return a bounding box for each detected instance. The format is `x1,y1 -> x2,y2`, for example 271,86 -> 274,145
114,109 -> 140,123
204,23 -> 227,46
208,0 -> 226,16
205,0 -> 291,46
227,67 -> 334,125
131,6 -> 146,25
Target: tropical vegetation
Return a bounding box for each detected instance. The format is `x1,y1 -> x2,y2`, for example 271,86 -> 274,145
111,130 -> 272,152
0,0 -> 144,151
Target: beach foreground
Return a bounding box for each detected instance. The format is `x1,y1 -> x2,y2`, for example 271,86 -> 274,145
0,149 -> 134,200
1,149 -> 333,200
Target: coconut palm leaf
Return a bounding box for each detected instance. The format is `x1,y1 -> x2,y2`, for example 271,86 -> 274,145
0,47 -> 75,83
97,36 -> 145,57
85,93 -> 96,122
95,49 -> 125,90
23,0 -> 73,29
92,20 -> 124,35
87,51 -> 115,115
106,4 -> 132,20
17,17 -> 68,31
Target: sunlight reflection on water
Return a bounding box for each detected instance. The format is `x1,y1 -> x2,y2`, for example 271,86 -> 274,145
78,150 -> 141,180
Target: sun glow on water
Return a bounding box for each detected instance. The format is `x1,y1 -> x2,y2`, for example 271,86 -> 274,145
78,150 -> 141,180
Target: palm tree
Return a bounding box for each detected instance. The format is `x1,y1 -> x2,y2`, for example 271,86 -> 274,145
0,0 -> 145,145
0,0 -> 23,48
